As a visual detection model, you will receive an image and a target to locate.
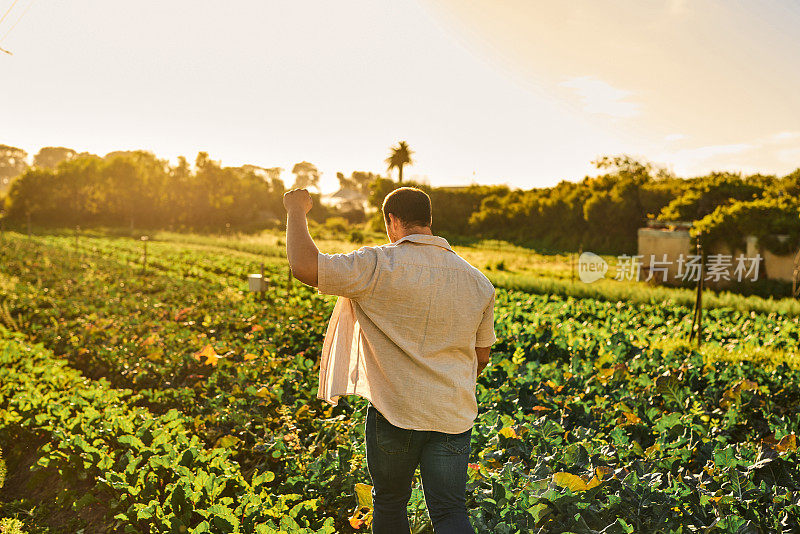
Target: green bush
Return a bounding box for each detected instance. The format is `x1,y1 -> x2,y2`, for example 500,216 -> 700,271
692,196 -> 800,254
324,217 -> 349,233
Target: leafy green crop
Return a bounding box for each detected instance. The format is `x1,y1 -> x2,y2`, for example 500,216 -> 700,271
0,327 -> 334,534
1,231 -> 799,533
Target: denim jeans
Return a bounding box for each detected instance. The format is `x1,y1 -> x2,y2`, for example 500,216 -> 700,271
365,405 -> 475,534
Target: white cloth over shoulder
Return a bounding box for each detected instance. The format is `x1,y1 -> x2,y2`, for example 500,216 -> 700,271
317,296 -> 369,405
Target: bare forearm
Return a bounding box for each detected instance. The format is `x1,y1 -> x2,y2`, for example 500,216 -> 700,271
476,346 -> 491,378
286,210 -> 319,286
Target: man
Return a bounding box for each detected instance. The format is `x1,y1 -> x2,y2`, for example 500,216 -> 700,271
283,186 -> 496,534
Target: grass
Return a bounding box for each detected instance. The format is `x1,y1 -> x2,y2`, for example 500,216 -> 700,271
150,228 -> 800,316
63,228 -> 800,369
649,337 -> 800,371
11,226 -> 800,316
487,271 -> 800,316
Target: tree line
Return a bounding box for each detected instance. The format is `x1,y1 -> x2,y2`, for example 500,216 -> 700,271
1,145 -> 798,255
1,148 -> 294,231
369,156 -> 800,255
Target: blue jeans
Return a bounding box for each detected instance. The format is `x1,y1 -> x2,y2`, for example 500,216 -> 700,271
365,405 -> 475,534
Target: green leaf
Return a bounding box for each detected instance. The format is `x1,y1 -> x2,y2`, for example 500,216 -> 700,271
252,470 -> 275,487
655,373 -> 685,407
208,504 -> 238,534
714,447 -> 739,469
190,521 -> 211,534
169,483 -> 192,519
214,435 -> 240,449
654,412 -> 682,433
135,502 -> 157,520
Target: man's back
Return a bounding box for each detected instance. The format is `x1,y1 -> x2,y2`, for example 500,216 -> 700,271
284,186 -> 492,533
317,234 -> 496,433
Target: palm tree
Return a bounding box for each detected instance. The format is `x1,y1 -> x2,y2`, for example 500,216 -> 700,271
385,141 -> 414,184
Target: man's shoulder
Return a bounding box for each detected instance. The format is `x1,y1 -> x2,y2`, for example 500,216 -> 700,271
328,244 -> 384,257
448,253 -> 495,292
363,242 -> 493,289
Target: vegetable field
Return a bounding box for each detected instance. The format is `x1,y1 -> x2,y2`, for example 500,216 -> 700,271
1,231 -> 799,533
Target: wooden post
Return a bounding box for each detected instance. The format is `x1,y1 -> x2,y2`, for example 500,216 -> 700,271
572,244 -> 582,283
260,263 -> 266,301
571,253 -> 575,283
141,235 -> 149,273
74,225 -> 80,249
689,237 -> 704,347
697,260 -> 704,348
287,266 -> 293,298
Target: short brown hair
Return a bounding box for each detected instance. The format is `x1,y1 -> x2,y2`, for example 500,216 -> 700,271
382,187 -> 432,228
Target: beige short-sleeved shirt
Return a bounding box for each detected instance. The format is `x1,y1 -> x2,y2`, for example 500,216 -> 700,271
316,234 -> 496,434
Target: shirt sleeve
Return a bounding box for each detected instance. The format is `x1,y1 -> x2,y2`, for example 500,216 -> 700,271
317,247 -> 380,299
475,291 -> 496,347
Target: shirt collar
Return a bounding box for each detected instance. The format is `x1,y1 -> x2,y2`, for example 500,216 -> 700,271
394,233 -> 455,253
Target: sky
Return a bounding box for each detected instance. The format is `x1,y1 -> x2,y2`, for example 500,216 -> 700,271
2,0 -> 800,192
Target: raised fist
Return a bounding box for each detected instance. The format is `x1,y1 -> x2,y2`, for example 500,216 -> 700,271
283,188 -> 313,214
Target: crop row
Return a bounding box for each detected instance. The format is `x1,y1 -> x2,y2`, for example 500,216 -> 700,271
0,327 -> 334,533
1,235 -> 363,532
1,232 -> 800,532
